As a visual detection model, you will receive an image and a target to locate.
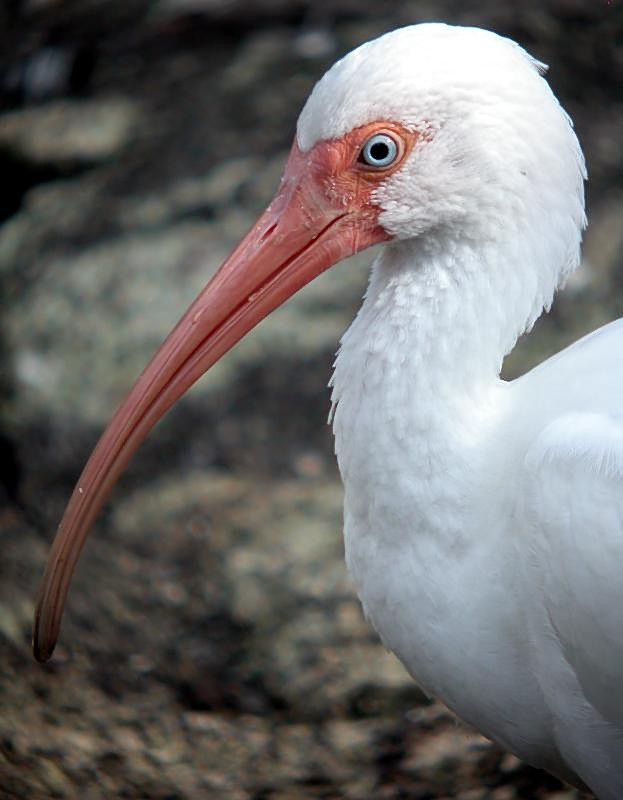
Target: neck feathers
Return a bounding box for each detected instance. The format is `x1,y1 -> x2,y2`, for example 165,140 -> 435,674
331,230 -> 563,415
329,232 -> 573,515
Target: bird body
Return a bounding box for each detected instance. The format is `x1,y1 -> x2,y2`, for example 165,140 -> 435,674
333,241 -> 623,791
33,23 -> 623,798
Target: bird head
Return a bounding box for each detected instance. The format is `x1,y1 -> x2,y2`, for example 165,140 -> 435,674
33,23 -> 585,661
298,23 -> 584,245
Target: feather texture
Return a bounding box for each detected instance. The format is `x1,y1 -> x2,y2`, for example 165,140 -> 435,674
303,24 -> 623,797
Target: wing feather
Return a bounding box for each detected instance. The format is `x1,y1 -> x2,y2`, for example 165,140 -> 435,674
524,412 -> 623,728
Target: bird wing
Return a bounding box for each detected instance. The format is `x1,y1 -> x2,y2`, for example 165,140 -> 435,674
522,407 -> 623,730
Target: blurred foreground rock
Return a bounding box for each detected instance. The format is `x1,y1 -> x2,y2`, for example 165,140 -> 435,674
0,481 -> 580,798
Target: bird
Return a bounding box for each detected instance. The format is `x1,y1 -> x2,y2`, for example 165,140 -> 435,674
32,22 -> 623,798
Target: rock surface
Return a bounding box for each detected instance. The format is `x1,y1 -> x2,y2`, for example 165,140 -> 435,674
1,1 -> 621,797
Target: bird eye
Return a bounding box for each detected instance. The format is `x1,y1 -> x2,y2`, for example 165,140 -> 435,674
359,133 -> 399,168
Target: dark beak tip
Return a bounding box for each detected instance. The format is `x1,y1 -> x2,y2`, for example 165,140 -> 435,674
32,612 -> 55,664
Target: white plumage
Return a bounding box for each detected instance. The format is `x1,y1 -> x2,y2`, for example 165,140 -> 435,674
321,25 -> 621,797
33,22 -> 623,798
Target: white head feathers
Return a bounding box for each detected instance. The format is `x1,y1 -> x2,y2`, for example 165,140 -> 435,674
297,23 -> 585,298
297,24 -> 550,151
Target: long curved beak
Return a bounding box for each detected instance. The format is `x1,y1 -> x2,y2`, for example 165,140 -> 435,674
33,140 -> 388,662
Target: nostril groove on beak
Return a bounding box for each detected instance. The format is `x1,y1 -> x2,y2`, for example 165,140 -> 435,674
260,221 -> 278,242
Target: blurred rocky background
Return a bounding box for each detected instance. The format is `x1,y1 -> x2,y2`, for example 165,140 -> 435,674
0,1 -> 621,797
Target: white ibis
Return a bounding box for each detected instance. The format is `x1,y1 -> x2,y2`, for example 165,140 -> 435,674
33,23 -> 622,797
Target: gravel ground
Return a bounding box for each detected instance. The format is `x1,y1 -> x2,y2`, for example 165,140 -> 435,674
0,1 -> 622,797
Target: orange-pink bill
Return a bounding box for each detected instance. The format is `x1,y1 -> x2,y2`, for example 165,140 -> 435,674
32,122 -> 418,662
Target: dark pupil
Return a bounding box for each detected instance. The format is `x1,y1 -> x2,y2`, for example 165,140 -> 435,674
369,141 -> 389,161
